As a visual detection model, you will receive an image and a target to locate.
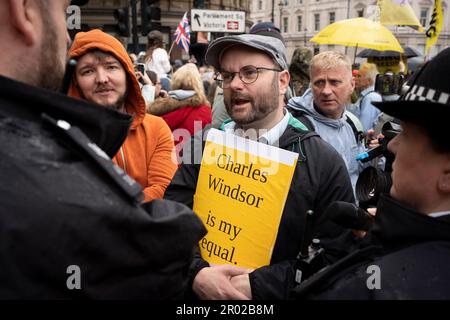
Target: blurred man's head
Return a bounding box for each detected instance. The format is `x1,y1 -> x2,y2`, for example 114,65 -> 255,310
147,30 -> 164,48
356,63 -> 378,92
387,122 -> 450,214
289,47 -> 313,96
310,51 -> 355,119
206,34 -> 290,131
0,0 -> 71,90
375,47 -> 450,214
249,21 -> 285,44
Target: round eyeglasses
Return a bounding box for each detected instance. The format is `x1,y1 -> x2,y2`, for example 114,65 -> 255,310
214,65 -> 282,89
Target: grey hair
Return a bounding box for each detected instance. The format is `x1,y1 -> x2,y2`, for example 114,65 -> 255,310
310,51 -> 352,78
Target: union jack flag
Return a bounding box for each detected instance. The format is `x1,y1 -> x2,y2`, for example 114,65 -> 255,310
173,12 -> 190,54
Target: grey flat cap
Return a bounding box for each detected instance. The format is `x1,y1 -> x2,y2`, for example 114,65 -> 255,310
205,34 -> 288,71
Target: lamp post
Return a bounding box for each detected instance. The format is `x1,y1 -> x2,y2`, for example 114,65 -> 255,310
278,1 -> 284,30
304,28 -> 307,47
271,0 -> 275,23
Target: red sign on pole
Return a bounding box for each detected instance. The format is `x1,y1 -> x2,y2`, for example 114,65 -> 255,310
227,21 -> 239,30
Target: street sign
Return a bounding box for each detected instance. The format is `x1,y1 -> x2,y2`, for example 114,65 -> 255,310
190,9 -> 245,33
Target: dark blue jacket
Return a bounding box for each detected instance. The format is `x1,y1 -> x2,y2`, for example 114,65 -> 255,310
0,75 -> 206,299
293,195 -> 450,300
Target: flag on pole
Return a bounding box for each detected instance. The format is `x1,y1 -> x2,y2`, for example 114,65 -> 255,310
425,0 -> 443,55
173,12 -> 190,54
378,0 -> 424,32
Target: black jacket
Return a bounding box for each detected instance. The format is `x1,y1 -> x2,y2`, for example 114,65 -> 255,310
293,195 -> 450,299
164,116 -> 356,299
0,75 -> 206,299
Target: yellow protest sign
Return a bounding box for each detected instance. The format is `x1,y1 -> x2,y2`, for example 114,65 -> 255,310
369,56 -> 405,74
193,129 -> 299,269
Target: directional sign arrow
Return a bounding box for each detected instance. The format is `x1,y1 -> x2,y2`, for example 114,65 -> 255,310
194,14 -> 201,27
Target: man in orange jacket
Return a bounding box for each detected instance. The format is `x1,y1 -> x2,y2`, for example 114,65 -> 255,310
68,29 -> 177,202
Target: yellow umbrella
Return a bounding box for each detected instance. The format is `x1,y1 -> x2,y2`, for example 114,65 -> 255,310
310,18 -> 404,53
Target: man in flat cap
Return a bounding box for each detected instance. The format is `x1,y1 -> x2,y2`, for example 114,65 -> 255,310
165,33 -> 356,299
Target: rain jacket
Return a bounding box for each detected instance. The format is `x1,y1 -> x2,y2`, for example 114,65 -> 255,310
0,74 -> 206,298
293,195 -> 450,299
164,114 -> 357,299
287,89 -> 366,191
69,29 -> 177,202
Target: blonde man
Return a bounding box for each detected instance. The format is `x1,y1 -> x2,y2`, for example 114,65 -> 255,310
287,51 -> 366,191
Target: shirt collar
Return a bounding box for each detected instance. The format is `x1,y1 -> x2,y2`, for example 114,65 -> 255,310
223,108 -> 289,146
429,211 -> 450,218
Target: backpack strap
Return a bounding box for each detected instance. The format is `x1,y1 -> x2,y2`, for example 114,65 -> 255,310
344,110 -> 365,144
288,108 -> 316,132
358,90 -> 375,110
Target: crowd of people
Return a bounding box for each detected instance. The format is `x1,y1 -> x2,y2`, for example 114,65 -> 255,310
0,0 -> 449,300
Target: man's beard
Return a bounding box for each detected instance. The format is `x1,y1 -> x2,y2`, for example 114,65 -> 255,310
37,12 -> 65,91
224,78 -> 279,126
103,90 -> 127,112
78,87 -> 128,112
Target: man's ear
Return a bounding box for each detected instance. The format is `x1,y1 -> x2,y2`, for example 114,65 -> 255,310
279,70 -> 290,96
438,160 -> 450,193
9,0 -> 39,47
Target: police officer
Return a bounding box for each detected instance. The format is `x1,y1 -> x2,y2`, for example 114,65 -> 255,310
293,47 -> 450,300
0,0 -> 205,298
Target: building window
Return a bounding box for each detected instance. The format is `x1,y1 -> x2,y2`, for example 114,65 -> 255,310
283,17 -> 289,33
314,13 -> 320,31
298,0 -> 303,4
258,0 -> 262,10
357,9 -> 364,17
329,12 -> 335,24
420,8 -> 428,26
297,15 -> 302,32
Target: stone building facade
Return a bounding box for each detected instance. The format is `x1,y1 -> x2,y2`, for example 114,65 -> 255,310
75,0 -> 252,59
250,0 -> 450,62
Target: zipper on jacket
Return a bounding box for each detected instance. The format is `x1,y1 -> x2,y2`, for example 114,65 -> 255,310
119,146 -> 127,173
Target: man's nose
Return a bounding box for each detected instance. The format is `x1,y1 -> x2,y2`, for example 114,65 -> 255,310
322,82 -> 332,95
228,73 -> 244,90
95,68 -> 109,83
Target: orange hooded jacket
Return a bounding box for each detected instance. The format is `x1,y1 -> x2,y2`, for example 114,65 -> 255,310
68,29 -> 177,202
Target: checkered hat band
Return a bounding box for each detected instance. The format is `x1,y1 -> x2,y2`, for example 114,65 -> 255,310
404,85 -> 450,105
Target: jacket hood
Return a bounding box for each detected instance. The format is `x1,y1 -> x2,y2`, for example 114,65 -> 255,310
287,88 -> 348,129
169,90 -> 196,100
148,94 -> 208,116
68,29 -> 146,130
